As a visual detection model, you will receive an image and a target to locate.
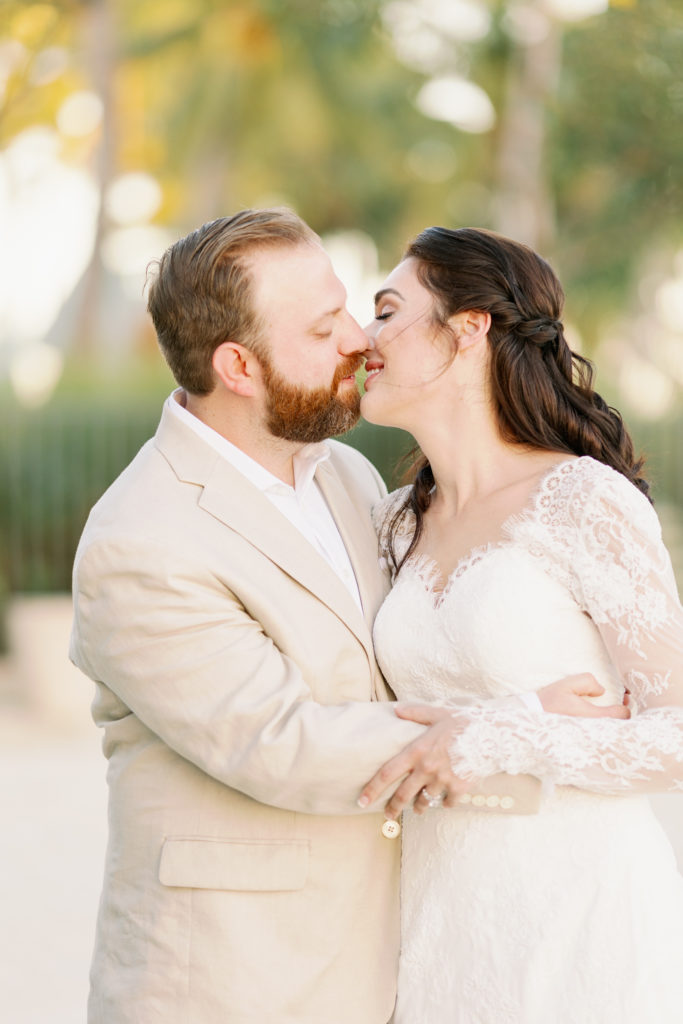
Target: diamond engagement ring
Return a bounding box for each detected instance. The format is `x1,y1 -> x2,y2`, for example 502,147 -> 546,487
420,787 -> 445,808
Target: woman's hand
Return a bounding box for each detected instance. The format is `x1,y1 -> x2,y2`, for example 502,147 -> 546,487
358,706 -> 474,819
358,675 -> 629,819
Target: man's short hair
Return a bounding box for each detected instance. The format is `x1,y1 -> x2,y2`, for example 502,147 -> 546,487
147,208 -> 318,395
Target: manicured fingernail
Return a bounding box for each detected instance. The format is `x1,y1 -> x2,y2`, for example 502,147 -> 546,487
357,796 -> 369,808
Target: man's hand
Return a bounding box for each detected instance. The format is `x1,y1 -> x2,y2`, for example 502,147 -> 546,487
358,674 -> 630,820
537,673 -> 630,718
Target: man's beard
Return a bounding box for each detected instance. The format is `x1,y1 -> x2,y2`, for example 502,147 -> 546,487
260,353 -> 362,443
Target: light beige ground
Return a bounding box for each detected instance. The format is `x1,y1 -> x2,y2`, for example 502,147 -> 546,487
0,596 -> 106,1024
0,594 -> 681,1024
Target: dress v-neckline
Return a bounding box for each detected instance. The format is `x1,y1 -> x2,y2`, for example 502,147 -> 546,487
400,456 -> 581,607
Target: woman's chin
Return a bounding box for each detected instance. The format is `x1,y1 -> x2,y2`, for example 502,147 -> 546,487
360,393 -> 400,429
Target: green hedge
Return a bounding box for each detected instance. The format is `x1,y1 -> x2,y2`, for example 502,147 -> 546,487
0,401 -> 414,595
0,399 -> 681,597
0,403 -> 160,593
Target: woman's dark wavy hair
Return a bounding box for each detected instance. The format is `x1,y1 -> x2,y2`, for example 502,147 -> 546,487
386,226 -> 650,573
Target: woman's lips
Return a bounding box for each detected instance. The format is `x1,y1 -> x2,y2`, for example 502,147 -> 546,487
364,360 -> 384,389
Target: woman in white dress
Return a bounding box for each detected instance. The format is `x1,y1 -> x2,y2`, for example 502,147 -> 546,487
359,227 -> 683,1023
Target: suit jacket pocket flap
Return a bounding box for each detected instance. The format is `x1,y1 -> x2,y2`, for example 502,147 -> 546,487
159,837 -> 310,892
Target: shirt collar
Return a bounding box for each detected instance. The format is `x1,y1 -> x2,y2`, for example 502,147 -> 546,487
166,389 -> 330,497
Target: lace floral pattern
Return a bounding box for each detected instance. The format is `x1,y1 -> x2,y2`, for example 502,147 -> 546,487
507,458 -> 677,663
374,457 -> 683,791
372,485 -> 412,577
449,703 -> 683,794
448,459 -> 683,792
372,457 -> 683,1024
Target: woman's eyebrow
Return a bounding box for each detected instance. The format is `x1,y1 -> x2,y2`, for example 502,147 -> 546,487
374,287 -> 404,306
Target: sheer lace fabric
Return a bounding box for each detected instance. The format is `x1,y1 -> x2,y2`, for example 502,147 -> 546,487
457,459 -> 683,793
372,457 -> 683,1024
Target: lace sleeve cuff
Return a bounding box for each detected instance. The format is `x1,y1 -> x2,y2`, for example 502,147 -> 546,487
448,705 -> 683,795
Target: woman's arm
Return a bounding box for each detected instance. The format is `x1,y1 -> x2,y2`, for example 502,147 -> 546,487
360,464 -> 683,816
443,475 -> 683,795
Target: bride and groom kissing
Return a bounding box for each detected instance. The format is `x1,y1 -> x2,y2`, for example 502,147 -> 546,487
70,207 -> 683,1023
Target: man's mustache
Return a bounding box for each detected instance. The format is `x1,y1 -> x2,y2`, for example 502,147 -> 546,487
332,357 -> 363,389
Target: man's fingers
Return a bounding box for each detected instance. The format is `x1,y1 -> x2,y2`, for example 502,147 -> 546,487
568,699 -> 630,719
570,673 -> 604,697
539,673 -> 604,714
591,703 -> 630,720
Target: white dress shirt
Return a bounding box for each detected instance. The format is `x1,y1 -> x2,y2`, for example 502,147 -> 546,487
166,391 -> 363,611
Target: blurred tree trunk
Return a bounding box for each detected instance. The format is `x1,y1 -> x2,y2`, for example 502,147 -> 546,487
186,149 -> 232,229
493,9 -> 562,252
73,0 -> 117,354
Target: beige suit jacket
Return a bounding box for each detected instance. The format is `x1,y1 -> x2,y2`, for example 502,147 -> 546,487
70,405 -> 540,1023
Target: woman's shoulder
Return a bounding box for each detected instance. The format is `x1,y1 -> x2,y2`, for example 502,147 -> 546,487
372,485 -> 413,533
372,486 -> 415,568
538,455 -> 659,541
559,455 -> 651,507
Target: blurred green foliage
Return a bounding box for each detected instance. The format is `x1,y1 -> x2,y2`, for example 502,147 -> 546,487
1,392 -> 680,599
1,0 -> 682,618
0,394 -> 413,598
0,398 -> 161,593
2,0 -> 683,339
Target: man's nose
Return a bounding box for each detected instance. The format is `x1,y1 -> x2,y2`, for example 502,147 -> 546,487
363,318 -> 378,344
338,310 -> 369,354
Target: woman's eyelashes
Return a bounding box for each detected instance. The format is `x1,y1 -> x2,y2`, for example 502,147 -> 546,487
375,310 -> 393,321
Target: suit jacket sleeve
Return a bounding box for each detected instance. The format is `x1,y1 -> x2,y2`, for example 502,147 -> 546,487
72,533 -> 544,816
71,529 -> 432,816
71,431 -> 542,819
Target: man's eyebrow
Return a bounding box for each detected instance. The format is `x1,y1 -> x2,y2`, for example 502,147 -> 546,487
309,307 -> 343,328
374,287 -> 404,306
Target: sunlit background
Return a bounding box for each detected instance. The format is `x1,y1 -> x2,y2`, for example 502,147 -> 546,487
1,2 -> 682,1020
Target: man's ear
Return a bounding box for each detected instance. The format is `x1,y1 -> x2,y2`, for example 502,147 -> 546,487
212,342 -> 259,397
449,309 -> 491,353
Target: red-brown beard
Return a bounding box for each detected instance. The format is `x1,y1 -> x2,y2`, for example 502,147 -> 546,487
260,353 -> 362,442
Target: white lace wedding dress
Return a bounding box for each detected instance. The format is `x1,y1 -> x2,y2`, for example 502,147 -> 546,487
373,457 -> 683,1024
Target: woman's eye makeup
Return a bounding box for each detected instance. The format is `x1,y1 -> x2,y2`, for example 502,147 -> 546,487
375,309 -> 393,321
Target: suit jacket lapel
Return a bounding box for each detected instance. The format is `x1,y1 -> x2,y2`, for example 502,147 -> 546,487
315,457 -> 388,631
154,408 -> 374,656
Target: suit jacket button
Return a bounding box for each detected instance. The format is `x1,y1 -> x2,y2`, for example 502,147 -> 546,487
471,794 -> 487,807
485,795 -> 500,807
456,793 -> 472,804
381,819 -> 401,839
500,796 -> 515,809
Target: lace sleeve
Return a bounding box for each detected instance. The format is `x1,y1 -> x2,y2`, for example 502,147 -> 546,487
372,486 -> 413,580
449,461 -> 683,795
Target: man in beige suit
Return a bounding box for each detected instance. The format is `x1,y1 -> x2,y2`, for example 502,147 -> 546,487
70,208 -> 621,1023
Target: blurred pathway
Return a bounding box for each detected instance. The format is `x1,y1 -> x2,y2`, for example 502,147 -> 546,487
0,598 -> 107,1024
0,708 -> 106,1023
